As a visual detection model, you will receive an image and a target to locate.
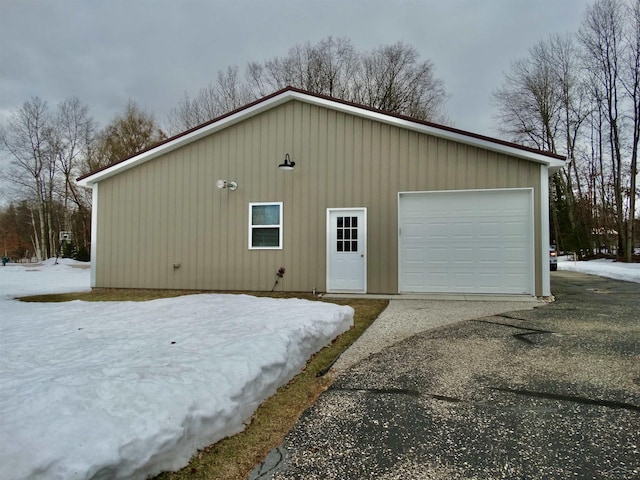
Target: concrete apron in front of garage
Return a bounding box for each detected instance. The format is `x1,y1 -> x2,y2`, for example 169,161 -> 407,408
251,271 -> 640,480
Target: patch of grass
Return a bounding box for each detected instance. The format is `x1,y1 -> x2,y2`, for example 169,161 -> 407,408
20,289 -> 387,480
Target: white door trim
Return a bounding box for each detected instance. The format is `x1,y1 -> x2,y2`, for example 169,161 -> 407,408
326,208 -> 367,293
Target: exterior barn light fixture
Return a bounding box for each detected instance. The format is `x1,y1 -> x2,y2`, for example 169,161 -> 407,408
216,179 -> 238,191
278,153 -> 295,171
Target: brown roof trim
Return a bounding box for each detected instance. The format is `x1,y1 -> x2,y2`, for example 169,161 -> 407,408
77,86 -> 564,182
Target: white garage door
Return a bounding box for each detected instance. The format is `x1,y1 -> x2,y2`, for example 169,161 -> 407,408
398,189 -> 534,294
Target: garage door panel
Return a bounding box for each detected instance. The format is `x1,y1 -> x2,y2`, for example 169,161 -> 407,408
451,248 -> 474,262
477,273 -> 500,288
403,223 -> 425,239
452,273 -> 474,287
476,221 -> 499,233
427,246 -> 448,258
404,272 -> 425,288
426,272 -> 449,289
427,258 -> 449,266
399,189 -> 533,295
505,273 -> 528,285
426,222 -> 448,240
450,224 -> 473,240
477,246 -> 501,262
404,248 -> 424,262
504,247 -> 528,261
506,224 -> 530,234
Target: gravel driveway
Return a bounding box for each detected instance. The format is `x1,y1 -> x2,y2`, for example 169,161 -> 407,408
252,271 -> 640,479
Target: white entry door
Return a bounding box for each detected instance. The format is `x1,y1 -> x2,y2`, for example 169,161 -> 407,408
327,208 -> 367,293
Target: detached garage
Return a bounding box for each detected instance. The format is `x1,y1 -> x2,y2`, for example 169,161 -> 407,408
78,87 -> 565,297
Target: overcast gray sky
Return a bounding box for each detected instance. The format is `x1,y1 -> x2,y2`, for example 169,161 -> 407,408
1,0 -> 592,143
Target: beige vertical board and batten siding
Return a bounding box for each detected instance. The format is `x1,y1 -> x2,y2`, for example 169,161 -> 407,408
94,100 -> 542,294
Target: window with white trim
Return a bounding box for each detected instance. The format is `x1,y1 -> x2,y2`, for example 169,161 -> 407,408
249,202 -> 283,249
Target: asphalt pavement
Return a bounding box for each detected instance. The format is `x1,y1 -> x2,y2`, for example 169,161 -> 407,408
250,271 -> 640,480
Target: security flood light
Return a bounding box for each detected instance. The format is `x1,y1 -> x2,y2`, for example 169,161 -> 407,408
216,179 -> 238,191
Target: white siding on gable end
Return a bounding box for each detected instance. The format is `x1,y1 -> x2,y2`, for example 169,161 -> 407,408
398,189 -> 534,295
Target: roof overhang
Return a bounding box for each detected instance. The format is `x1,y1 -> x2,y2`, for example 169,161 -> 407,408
78,87 -> 566,187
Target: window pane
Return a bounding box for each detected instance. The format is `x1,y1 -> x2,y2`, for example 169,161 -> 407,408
337,229 -> 343,240
344,217 -> 351,227
337,241 -> 343,252
344,229 -> 350,240
352,241 -> 358,251
252,227 -> 280,247
351,216 -> 358,227
337,217 -> 343,228
252,205 -> 280,226
344,241 -> 351,252
352,229 -> 358,240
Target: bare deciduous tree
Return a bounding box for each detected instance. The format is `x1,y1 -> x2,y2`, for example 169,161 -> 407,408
494,0 -> 639,261
580,0 -> 627,257
52,97 -> 95,252
167,66 -> 253,134
493,34 -> 591,253
0,97 -> 54,260
168,37 -> 449,134
0,97 -> 97,259
54,98 -> 94,206
621,0 -> 640,261
354,42 -> 447,121
246,37 -> 360,99
580,0 -> 639,261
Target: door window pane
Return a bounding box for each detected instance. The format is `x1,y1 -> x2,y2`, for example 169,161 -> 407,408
336,215 -> 358,253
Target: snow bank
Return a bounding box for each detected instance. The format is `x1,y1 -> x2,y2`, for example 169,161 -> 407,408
557,257 -> 640,284
0,263 -> 353,480
0,258 -> 91,298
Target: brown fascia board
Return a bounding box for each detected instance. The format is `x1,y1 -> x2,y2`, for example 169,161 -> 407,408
77,86 -> 565,182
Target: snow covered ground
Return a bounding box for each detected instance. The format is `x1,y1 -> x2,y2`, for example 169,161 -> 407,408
0,260 -> 353,480
557,255 -> 640,283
